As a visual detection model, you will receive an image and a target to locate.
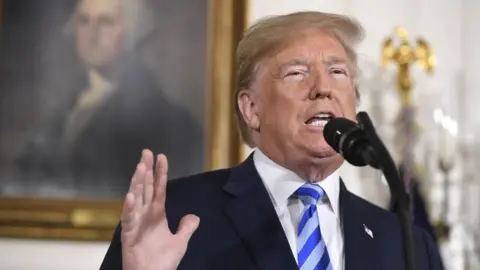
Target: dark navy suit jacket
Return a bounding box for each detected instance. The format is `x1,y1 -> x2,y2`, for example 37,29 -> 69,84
100,154 -> 444,270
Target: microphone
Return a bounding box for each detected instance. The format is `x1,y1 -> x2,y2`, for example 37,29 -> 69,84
324,112 -> 416,270
323,117 -> 380,169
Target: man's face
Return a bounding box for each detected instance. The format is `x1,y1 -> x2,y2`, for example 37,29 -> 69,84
241,29 -> 357,163
75,0 -> 125,69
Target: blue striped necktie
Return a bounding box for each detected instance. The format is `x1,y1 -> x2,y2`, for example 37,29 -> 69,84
295,183 -> 332,270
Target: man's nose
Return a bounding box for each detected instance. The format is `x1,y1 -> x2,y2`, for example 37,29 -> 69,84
309,71 -> 332,100
85,23 -> 100,44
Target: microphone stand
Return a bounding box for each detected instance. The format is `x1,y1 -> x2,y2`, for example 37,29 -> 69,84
356,111 -> 415,270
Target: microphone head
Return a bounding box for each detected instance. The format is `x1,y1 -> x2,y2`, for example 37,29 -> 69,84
323,117 -> 358,153
323,117 -> 369,167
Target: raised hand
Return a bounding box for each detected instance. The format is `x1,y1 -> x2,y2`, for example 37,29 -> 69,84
121,149 -> 200,270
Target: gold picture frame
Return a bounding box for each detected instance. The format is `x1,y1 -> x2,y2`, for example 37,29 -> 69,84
0,0 -> 247,241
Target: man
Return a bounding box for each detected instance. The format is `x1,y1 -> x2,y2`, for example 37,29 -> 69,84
100,11 -> 444,269
13,0 -> 202,197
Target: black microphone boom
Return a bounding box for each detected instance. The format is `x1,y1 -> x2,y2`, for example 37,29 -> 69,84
323,112 -> 416,270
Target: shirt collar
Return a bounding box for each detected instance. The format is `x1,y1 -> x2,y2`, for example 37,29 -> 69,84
87,69 -> 115,94
253,148 -> 341,219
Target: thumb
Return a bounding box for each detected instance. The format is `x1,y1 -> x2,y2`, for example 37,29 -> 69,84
176,214 -> 200,242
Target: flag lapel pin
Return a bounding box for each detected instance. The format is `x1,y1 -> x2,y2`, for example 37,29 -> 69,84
363,224 -> 374,239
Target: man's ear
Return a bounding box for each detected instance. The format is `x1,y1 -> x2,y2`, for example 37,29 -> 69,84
237,89 -> 260,130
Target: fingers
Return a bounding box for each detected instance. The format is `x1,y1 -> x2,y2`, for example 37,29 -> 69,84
123,150 -> 151,221
143,169 -> 154,205
121,149 -> 159,232
141,149 -> 154,168
133,164 -> 147,212
175,214 -> 200,242
121,192 -> 136,231
142,150 -> 155,205
153,154 -> 169,206
127,150 -> 151,193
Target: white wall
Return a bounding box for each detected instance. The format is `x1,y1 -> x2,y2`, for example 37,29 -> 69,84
0,238 -> 109,270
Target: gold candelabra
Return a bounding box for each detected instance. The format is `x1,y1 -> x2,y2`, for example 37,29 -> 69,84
380,27 -> 436,176
381,28 -> 450,241
381,27 -> 436,107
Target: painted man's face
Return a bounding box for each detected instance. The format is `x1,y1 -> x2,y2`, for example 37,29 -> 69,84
76,0 -> 125,69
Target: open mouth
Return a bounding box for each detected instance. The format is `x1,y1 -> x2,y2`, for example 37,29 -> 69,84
305,112 -> 334,127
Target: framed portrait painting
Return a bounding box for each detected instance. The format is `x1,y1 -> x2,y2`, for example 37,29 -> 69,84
0,0 -> 246,240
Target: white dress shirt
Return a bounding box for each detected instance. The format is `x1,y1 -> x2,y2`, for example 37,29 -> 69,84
253,149 -> 344,270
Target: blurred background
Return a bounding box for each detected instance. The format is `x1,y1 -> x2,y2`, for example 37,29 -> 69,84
1,0 -> 480,269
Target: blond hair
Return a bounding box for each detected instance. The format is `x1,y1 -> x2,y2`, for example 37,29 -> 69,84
235,11 -> 365,147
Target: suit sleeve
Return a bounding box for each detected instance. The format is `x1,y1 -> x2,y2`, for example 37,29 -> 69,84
99,224 -> 123,270
420,229 -> 445,270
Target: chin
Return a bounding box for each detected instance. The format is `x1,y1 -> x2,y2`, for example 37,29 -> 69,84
305,143 -> 338,158
86,59 -> 108,68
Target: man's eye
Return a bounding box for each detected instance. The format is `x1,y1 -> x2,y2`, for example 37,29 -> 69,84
284,71 -> 306,82
330,69 -> 348,77
331,69 -> 347,75
287,71 -> 303,76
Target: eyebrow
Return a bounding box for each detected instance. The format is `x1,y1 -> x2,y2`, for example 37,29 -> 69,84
279,59 -> 311,69
279,56 -> 348,68
323,56 -> 348,66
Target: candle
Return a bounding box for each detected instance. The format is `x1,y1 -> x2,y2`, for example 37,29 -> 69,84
438,115 -> 457,169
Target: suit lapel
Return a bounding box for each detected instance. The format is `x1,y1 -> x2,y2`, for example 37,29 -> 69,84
340,180 -> 380,270
223,155 -> 298,270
